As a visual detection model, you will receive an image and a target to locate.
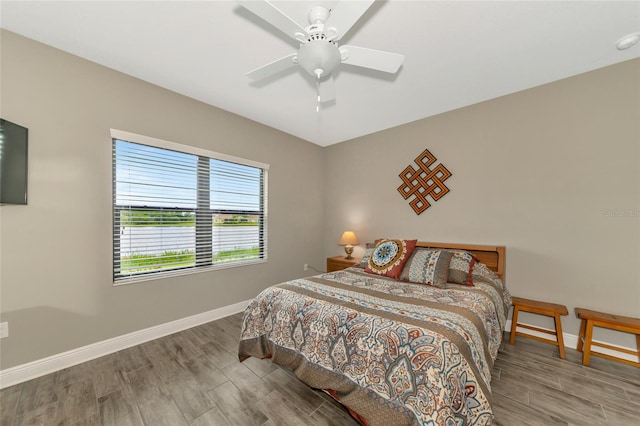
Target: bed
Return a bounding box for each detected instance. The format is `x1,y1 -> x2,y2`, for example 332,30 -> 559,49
239,241 -> 511,425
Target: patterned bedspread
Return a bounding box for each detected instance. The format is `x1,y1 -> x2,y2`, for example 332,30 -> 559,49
239,265 -> 511,425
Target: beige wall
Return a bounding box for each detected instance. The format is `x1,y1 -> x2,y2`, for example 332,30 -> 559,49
0,30 -> 325,369
324,58 -> 640,347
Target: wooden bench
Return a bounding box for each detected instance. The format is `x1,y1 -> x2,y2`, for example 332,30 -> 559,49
510,296 -> 569,359
575,308 -> 640,367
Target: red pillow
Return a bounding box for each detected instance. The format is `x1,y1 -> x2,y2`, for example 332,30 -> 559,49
365,239 -> 417,279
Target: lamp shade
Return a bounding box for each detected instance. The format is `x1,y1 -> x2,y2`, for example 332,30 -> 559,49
338,231 -> 359,246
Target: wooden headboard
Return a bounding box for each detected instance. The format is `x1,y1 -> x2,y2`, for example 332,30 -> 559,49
415,241 -> 506,283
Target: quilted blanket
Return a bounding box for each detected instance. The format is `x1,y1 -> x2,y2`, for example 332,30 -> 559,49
239,265 -> 511,425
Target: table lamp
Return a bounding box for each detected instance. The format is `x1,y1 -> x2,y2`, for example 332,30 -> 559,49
339,231 -> 359,259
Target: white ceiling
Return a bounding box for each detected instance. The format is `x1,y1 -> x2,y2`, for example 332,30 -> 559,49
1,1 -> 639,146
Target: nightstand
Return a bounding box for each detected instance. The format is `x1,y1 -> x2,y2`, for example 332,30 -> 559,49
326,256 -> 361,272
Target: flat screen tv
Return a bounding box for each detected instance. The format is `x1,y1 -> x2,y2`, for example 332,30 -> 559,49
0,118 -> 29,205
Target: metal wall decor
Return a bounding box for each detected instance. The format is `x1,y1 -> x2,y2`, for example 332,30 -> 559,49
398,149 -> 452,215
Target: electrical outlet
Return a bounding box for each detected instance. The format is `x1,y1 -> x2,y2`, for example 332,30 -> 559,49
304,264 -> 309,271
0,322 -> 8,339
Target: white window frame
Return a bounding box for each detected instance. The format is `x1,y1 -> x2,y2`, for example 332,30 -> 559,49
111,129 -> 269,285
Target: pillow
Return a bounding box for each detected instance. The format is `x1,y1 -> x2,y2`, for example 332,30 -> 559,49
448,250 -> 478,286
365,239 -> 417,279
399,248 -> 453,288
354,243 -> 376,268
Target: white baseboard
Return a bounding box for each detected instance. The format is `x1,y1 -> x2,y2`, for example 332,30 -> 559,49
505,319 -> 637,362
2,308 -> 635,389
0,299 -> 251,389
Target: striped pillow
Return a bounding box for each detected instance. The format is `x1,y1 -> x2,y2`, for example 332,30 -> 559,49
399,248 -> 453,288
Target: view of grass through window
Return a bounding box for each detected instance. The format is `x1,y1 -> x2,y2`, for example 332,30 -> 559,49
120,210 -> 260,273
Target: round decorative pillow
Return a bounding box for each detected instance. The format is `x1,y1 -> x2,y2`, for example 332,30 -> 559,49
365,239 -> 417,279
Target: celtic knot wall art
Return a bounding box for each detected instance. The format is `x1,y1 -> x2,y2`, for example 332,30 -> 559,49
398,149 -> 452,215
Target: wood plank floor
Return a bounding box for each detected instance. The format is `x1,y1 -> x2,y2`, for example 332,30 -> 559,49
1,312 -> 639,425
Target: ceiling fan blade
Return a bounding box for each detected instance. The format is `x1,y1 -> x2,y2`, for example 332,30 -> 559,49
318,76 -> 336,102
325,0 -> 375,40
246,53 -> 298,80
339,45 -> 404,73
236,0 -> 306,41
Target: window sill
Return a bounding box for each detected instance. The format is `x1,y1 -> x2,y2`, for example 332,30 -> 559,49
113,258 -> 268,286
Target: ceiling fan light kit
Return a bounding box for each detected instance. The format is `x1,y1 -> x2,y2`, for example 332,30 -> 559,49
296,35 -> 341,79
237,0 -> 404,107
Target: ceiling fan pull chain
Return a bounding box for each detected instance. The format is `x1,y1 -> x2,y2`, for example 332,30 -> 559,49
316,77 -> 321,112
315,69 -> 324,112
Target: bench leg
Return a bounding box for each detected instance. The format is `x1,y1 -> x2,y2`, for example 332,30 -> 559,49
554,313 -> 566,360
576,318 -> 586,352
582,319 -> 594,366
509,306 -> 520,345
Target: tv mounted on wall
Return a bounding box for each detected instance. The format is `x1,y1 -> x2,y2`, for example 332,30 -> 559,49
0,118 -> 29,205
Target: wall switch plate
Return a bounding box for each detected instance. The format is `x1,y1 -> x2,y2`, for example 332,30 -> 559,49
0,322 -> 8,339
304,264 -> 309,271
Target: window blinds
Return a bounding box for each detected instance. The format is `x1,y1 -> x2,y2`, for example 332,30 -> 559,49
112,132 -> 268,283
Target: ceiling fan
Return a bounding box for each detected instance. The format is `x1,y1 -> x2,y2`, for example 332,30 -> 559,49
236,0 -> 404,106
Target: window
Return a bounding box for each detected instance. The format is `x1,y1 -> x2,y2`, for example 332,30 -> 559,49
111,130 -> 268,284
